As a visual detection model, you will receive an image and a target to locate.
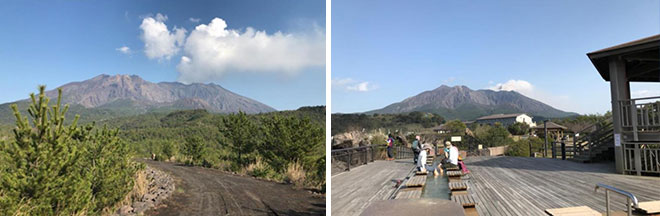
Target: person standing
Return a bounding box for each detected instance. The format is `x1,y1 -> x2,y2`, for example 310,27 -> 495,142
411,135 -> 421,164
386,134 -> 395,160
418,144 -> 430,172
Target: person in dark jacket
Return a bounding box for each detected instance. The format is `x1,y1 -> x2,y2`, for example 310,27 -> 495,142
386,134 -> 394,160
411,135 -> 421,164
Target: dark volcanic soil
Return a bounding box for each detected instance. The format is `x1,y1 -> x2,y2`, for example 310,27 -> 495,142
142,160 -> 325,216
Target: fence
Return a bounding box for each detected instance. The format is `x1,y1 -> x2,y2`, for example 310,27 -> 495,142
550,141 -> 574,160
331,145 -> 415,173
622,142 -> 660,175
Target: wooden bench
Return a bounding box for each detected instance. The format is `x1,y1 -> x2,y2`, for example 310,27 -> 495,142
451,194 -> 476,208
395,188 -> 422,199
405,175 -> 426,187
544,206 -> 600,216
448,181 -> 468,191
414,170 -> 428,175
446,170 -> 463,177
637,200 -> 660,214
445,166 -> 460,171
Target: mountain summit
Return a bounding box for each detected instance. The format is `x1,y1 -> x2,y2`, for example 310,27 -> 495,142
26,74 -> 276,114
366,85 -> 576,120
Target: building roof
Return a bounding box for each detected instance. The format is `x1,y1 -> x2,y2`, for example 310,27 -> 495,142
587,34 -> 660,82
532,121 -> 567,130
432,124 -> 448,131
475,113 -> 527,121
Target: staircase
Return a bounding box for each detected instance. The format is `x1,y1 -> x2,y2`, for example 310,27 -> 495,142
570,121 -> 614,163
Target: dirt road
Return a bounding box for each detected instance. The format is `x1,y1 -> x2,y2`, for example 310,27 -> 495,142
142,160 -> 325,216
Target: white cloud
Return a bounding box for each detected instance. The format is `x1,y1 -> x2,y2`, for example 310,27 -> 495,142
176,17 -> 325,83
139,13 -> 186,60
189,17 -> 200,23
489,79 -> 574,112
333,78 -> 377,92
115,46 -> 131,54
489,80 -> 534,94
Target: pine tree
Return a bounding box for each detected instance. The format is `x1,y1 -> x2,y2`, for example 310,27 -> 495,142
222,111 -> 257,169
183,136 -> 207,166
260,115 -> 324,173
0,86 -> 139,215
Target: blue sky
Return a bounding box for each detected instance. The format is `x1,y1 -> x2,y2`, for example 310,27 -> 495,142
332,0 -> 660,115
0,0 -> 325,110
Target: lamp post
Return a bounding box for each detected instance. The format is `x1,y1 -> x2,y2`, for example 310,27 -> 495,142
544,120 -> 548,158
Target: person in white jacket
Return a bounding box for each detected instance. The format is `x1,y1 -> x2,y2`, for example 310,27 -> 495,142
417,144 -> 430,172
447,141 -> 459,166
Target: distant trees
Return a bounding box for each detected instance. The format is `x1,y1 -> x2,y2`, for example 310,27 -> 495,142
331,112 -> 444,135
444,120 -> 467,135
183,136 -> 207,166
0,86 -> 139,215
506,137 -> 544,157
507,122 -> 530,135
223,111 -> 258,169
261,115 -> 324,173
474,123 -> 512,147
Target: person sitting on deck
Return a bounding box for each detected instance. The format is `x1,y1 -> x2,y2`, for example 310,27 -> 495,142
417,144 -> 431,172
412,135 -> 421,164
435,141 -> 459,176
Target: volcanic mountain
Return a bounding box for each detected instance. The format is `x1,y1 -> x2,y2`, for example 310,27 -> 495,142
366,85 -> 577,120
0,74 -> 275,123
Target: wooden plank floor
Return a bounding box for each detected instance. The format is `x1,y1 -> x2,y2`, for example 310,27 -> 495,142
464,156 -> 660,216
331,159 -> 415,216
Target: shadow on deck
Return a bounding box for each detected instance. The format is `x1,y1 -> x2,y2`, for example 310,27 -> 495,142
331,159 -> 415,216
464,156 -> 660,216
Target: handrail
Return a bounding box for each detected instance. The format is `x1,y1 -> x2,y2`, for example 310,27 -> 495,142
331,145 -> 377,153
574,118 -> 613,136
594,183 -> 639,216
619,95 -> 660,102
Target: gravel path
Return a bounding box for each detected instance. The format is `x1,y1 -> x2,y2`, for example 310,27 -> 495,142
142,160 -> 325,216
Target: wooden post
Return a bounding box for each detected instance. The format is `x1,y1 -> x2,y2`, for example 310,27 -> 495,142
371,145 -> 375,162
573,134 -> 577,157
348,151 -> 352,171
634,143 -> 641,176
609,57 -> 629,174
544,120 -> 548,158
561,141 -> 566,160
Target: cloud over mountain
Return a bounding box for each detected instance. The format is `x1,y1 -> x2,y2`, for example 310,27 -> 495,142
138,14 -> 325,83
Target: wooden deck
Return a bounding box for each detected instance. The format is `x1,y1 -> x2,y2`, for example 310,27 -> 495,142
331,159 -> 415,216
464,156 -> 660,216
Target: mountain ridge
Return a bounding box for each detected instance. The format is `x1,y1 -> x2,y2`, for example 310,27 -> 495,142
0,74 -> 276,124
366,85 -> 577,120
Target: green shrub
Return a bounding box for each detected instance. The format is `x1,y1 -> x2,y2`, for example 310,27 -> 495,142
0,86 -> 139,215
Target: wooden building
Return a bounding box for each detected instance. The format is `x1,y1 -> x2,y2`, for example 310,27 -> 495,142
474,113 -> 536,127
587,34 -> 660,175
532,121 -> 567,140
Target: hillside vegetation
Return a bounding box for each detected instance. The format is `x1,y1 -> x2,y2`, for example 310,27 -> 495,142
0,86 -> 325,216
101,106 -> 326,189
331,112 -> 444,135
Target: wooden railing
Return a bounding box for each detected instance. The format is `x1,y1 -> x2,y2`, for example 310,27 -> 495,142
331,145 -> 376,172
618,97 -> 660,138
572,121 -> 614,160
331,145 -> 414,173
622,142 -> 660,175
